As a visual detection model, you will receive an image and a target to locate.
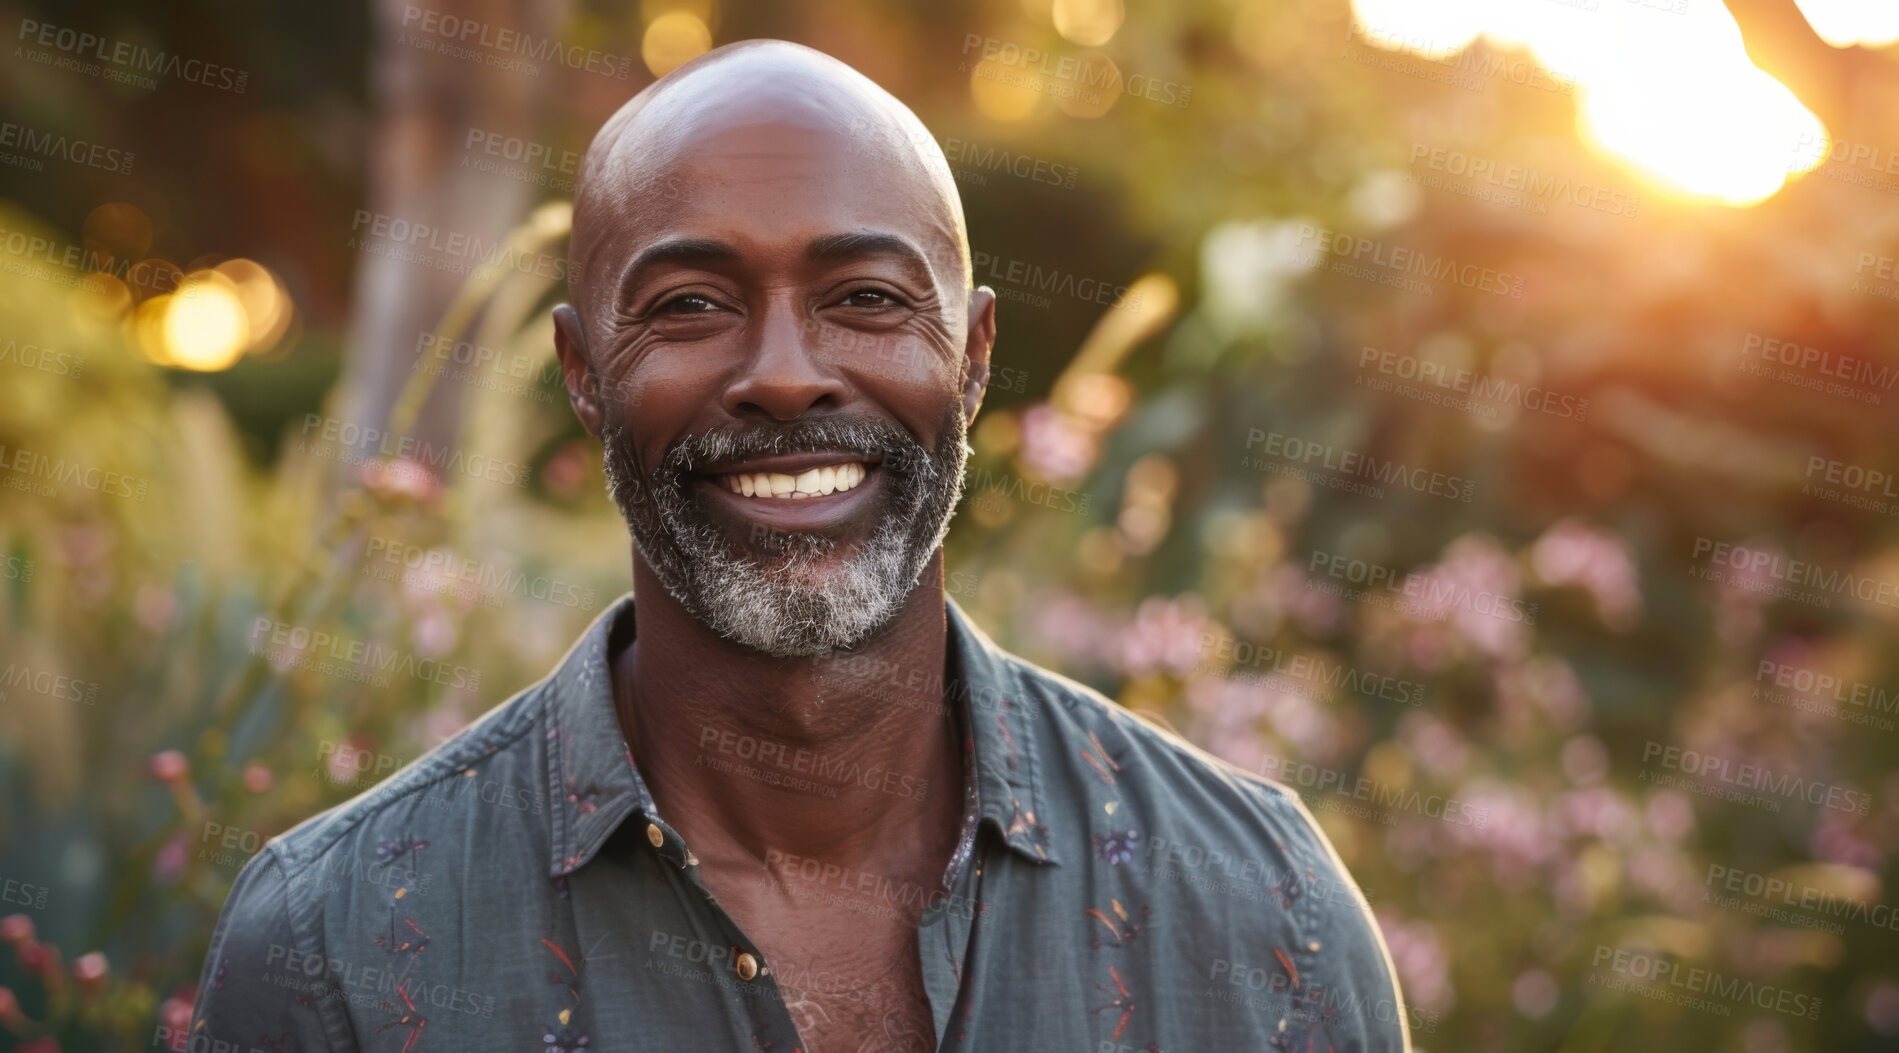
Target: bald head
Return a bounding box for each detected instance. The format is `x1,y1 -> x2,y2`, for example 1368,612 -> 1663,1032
567,40 -> 971,337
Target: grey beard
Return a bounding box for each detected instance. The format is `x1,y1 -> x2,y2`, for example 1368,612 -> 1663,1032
600,410 -> 968,658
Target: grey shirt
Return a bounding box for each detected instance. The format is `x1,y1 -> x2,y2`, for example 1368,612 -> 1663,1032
193,594 -> 1411,1052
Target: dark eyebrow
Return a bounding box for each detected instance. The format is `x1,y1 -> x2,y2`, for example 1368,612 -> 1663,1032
617,236 -> 741,298
806,231 -> 935,278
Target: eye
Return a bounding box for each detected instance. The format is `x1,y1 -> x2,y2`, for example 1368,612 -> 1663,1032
841,288 -> 899,309
659,293 -> 719,314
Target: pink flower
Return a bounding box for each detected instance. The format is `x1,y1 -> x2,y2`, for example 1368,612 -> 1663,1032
362,457 -> 445,505
1015,404 -> 1098,484
72,951 -> 107,995
1391,534 -> 1531,660
1115,595 -> 1212,678
1530,519 -> 1641,630
152,831 -> 189,885
1375,911 -> 1453,1012
0,915 -> 34,944
148,750 -> 189,783
242,764 -> 273,795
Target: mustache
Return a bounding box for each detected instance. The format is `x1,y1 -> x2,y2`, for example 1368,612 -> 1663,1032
658,415 -> 936,480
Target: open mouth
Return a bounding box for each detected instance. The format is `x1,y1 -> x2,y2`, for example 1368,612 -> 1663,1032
716,460 -> 871,500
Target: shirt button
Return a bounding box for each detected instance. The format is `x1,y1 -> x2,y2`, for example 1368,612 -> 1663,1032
645,823 -> 664,848
735,952 -> 759,981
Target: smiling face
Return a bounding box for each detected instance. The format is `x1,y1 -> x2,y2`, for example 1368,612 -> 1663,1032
556,43 -> 995,657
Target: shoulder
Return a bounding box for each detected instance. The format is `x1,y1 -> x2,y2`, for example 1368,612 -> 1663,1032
1002,653 -> 1415,1047
220,676 -> 556,935
269,677 -> 551,869
1003,651 -> 1312,830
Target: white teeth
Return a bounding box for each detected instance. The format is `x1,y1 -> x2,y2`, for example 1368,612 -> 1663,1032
719,462 -> 870,499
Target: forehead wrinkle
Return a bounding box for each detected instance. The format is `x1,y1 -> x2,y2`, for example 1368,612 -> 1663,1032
569,41 -> 970,333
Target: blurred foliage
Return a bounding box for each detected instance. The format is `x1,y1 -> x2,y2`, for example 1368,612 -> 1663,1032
4,1 -> 1899,1051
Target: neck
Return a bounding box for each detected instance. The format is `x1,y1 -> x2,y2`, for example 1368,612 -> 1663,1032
613,547 -> 965,876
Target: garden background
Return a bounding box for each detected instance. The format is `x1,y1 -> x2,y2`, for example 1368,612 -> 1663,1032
3,0 -> 1899,1049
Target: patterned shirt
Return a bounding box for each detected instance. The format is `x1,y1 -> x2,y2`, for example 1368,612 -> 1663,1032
193,594 -> 1411,1052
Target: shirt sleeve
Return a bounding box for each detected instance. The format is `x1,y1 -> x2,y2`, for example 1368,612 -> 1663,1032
191,848 -> 342,1053
1268,789 -> 1414,1053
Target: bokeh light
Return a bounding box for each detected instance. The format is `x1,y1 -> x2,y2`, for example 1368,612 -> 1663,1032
1791,0 -> 1899,48
1349,0 -> 1829,206
969,58 -> 1042,121
642,10 -> 713,77
159,273 -> 250,371
1052,0 -> 1125,47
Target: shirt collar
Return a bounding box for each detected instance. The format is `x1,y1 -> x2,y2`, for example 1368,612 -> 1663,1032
541,592 -> 1060,877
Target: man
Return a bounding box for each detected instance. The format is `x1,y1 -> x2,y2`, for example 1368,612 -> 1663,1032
194,40 -> 1410,1053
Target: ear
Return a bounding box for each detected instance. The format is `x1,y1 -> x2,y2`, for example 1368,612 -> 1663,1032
553,304 -> 604,438
961,285 -> 997,426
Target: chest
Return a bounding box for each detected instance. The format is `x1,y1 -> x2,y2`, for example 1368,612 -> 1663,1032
742,900 -> 939,1053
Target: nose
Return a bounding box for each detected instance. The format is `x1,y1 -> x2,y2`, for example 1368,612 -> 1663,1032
720,301 -> 848,421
